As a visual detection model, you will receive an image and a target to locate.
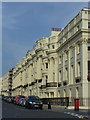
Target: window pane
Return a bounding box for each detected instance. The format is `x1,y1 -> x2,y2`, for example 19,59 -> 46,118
46,63 -> 48,69
88,61 -> 90,70
88,47 -> 90,51
88,22 -> 90,28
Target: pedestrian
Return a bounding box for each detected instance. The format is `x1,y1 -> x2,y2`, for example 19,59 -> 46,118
48,102 -> 51,109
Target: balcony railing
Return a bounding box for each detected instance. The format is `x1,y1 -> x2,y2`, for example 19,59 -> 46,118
38,82 -> 62,89
12,85 -> 23,91
75,77 -> 81,83
29,82 -> 36,86
40,85 -> 46,89
41,97 -> 69,106
46,82 -> 57,87
23,84 -> 28,88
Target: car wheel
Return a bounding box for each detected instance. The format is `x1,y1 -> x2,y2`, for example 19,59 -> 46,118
39,106 -> 42,110
25,103 -> 29,109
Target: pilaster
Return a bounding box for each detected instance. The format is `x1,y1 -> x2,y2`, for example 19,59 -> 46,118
81,38 -> 88,106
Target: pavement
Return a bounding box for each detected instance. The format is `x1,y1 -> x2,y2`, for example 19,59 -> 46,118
43,104 -> 90,119
1,100 -> 90,119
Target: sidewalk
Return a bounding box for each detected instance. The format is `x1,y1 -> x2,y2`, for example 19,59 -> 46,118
68,106 -> 90,110
43,104 -> 90,119
43,104 -> 90,110
43,104 -> 65,110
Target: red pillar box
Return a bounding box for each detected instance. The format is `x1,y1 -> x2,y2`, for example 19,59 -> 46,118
74,98 -> 79,111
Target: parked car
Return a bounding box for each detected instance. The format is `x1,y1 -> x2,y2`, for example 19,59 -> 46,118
25,96 -> 43,109
18,98 -> 26,106
22,98 -> 27,107
2,96 -> 5,101
6,96 -> 15,103
0,95 -> 2,99
3,96 -> 8,101
11,96 -> 15,103
14,95 -> 26,104
7,97 -> 12,103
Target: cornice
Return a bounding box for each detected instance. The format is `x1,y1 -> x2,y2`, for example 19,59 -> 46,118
47,49 -> 57,54
57,29 -> 82,52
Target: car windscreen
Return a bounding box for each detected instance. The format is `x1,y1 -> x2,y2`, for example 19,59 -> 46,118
18,96 -> 25,98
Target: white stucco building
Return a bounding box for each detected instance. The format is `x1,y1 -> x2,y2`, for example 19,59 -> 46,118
2,8 -> 90,107
0,78 -> 2,95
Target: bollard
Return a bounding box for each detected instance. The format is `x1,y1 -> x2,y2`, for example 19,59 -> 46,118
48,102 -> 51,109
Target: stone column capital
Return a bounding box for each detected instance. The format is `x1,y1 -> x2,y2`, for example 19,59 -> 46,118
80,38 -> 88,44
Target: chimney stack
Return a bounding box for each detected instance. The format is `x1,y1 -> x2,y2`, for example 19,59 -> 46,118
51,28 -> 61,36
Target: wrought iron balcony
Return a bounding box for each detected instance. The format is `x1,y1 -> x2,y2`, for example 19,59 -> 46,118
40,85 -> 46,89
23,84 -> 28,88
12,85 -> 23,91
46,82 -> 57,87
31,82 -> 35,85
29,82 -> 36,86
35,47 -> 42,53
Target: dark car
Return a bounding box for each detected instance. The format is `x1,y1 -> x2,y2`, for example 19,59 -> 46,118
3,96 -> 8,101
18,98 -> 26,106
14,95 -> 26,104
25,96 -> 43,109
7,97 -> 12,103
11,96 -> 15,103
6,96 -> 15,103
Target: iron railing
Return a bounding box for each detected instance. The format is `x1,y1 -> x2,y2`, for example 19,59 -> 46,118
41,97 -> 69,106
41,97 -> 90,107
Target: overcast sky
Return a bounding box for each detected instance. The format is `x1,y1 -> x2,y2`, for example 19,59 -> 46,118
2,2 -> 88,76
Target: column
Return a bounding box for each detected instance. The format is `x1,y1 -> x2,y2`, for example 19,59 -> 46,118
48,58 -> 53,82
37,57 -> 42,79
36,80 -> 39,96
74,44 -> 77,84
55,56 -> 59,97
62,52 -> 65,84
55,57 -> 59,82
81,38 -> 88,107
68,47 -> 71,84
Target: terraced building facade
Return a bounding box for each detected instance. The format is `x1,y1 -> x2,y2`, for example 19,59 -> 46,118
2,8 -> 90,107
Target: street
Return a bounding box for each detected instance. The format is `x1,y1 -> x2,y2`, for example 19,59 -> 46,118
1,100 -> 89,119
2,100 -> 75,119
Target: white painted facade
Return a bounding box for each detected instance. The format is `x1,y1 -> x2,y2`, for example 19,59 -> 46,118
2,8 -> 90,107
0,78 -> 2,95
